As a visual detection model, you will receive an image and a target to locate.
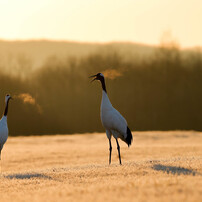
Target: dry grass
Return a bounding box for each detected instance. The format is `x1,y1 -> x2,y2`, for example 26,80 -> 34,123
0,131 -> 202,202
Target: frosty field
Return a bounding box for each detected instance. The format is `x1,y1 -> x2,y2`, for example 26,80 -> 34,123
0,131 -> 201,202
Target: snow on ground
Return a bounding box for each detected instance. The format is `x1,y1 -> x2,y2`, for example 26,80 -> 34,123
0,131 -> 202,202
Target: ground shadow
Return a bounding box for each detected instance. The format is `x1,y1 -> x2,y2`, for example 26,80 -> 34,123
152,164 -> 198,176
5,173 -> 52,180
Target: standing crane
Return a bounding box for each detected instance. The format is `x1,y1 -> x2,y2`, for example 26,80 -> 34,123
90,73 -> 133,165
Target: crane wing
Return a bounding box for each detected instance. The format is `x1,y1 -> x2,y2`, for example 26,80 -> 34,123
101,107 -> 127,137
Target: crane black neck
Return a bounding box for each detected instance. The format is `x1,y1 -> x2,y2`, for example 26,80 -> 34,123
100,77 -> 107,93
4,99 -> 10,116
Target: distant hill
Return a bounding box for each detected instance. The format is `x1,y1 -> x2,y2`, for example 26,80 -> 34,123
0,39 -> 201,78
0,40 -> 156,74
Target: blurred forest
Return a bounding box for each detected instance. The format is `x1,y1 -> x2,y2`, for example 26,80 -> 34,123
0,40 -> 201,136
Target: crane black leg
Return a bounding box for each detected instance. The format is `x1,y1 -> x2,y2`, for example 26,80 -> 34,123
109,139 -> 112,165
116,139 -> 122,165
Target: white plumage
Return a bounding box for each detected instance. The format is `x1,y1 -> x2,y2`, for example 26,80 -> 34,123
101,91 -> 127,139
0,94 -> 12,160
90,73 -> 133,165
0,116 -> 8,157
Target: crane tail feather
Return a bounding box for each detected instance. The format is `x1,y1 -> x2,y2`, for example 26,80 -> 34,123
126,127 -> 133,147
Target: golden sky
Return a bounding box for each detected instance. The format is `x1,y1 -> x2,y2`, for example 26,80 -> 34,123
0,0 -> 201,48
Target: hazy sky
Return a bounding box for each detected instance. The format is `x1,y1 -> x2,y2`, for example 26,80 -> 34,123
0,0 -> 201,47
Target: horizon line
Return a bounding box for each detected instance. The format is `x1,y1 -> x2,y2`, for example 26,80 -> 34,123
0,38 -> 201,50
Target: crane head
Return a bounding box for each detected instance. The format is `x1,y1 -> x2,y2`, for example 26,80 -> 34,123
5,94 -> 13,103
89,73 -> 104,82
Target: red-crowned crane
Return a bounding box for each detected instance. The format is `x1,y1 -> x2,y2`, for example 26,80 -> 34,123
90,73 -> 133,165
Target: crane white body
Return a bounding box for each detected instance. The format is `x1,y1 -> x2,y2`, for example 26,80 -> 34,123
0,116 -> 8,154
101,90 -> 127,142
0,95 -> 12,160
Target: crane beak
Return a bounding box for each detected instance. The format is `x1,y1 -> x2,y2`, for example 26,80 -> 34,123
89,74 -> 97,78
89,74 -> 97,82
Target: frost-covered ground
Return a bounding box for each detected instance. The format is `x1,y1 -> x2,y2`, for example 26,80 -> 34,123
0,131 -> 202,202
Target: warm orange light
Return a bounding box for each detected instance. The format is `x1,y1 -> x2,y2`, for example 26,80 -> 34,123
0,0 -> 201,48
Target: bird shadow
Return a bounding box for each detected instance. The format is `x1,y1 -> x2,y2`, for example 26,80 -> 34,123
4,173 -> 52,180
152,164 -> 200,176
